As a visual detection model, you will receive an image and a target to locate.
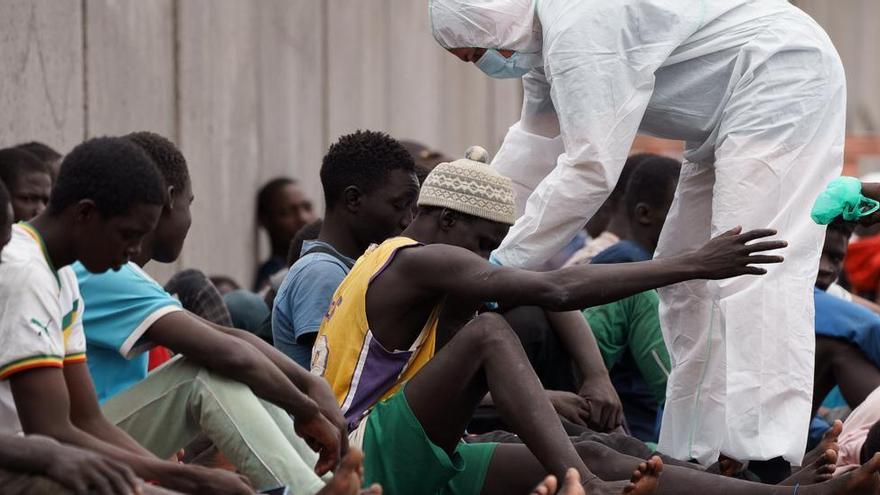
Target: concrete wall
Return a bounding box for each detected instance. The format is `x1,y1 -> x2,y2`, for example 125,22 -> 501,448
0,0 -> 522,286
2,1 -> 878,285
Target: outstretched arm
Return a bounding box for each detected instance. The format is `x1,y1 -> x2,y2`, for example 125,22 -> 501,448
403,227 -> 785,312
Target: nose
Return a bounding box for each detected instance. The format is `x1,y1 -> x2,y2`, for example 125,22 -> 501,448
33,201 -> 46,217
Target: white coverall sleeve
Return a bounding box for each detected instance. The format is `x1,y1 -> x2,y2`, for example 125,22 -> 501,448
494,6 -> 677,269
492,69 -> 565,217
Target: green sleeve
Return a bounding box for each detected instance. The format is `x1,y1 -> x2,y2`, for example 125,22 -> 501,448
625,290 -> 671,405
582,300 -> 629,371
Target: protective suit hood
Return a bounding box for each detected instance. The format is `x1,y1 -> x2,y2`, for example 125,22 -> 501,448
429,0 -> 542,53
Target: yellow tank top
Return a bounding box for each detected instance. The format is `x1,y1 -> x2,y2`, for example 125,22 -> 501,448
311,237 -> 440,427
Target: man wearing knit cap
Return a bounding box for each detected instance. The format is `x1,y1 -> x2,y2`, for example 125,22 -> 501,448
312,147 -> 785,494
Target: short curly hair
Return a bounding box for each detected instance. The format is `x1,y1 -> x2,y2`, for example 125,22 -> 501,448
48,137 -> 166,217
0,147 -> 51,191
321,130 -> 415,209
124,131 -> 190,191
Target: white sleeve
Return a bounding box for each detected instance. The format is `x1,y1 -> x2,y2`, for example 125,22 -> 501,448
0,263 -> 65,379
494,4 -> 675,269
492,69 -> 566,216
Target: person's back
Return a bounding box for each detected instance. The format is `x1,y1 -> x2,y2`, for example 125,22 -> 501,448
538,0 -> 816,149
274,240 -> 355,366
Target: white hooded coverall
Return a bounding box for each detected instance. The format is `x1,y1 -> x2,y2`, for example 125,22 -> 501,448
431,0 -> 846,465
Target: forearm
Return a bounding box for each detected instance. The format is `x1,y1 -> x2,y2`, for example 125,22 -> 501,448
72,414 -> 156,459
23,421 -> 180,486
549,256 -> 699,310
216,323 -> 340,418
545,310 -> 608,381
0,436 -> 55,473
207,341 -> 320,420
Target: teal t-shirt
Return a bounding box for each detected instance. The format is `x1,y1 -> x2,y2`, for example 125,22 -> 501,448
74,262 -> 182,402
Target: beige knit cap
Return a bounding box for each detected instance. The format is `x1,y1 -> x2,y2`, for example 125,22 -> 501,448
418,146 -> 516,225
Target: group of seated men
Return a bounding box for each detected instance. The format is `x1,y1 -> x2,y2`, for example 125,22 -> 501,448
3,130 -> 880,494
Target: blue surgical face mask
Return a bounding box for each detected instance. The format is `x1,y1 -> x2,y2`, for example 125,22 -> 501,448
475,49 -> 542,79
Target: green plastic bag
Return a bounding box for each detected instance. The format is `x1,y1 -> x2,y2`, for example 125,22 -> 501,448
811,176 -> 880,225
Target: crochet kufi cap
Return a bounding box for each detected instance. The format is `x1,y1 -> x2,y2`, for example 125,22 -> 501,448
417,146 -> 516,225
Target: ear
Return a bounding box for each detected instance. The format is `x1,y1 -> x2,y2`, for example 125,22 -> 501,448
438,208 -> 458,231
72,199 -> 98,225
343,186 -> 362,213
635,203 -> 652,225
165,185 -> 177,213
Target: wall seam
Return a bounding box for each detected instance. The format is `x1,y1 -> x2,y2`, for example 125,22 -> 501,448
81,0 -> 89,138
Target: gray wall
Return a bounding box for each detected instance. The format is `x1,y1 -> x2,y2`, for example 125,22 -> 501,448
0,0 -> 522,285
3,1 -> 878,285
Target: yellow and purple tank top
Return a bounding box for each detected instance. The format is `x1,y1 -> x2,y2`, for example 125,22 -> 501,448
311,237 -> 441,428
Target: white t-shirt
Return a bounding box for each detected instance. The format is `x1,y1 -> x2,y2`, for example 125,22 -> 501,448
0,224 -> 86,433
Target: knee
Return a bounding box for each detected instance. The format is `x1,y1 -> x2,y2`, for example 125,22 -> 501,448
461,313 -> 519,352
575,441 -> 616,464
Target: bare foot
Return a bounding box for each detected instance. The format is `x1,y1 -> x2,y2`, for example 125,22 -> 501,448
623,457 -> 663,495
803,420 -> 843,468
804,452 -> 880,495
531,469 -> 586,495
583,456 -> 663,495
316,448 -> 382,495
781,448 -> 839,486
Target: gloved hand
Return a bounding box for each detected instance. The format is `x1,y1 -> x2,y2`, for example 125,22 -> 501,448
811,176 -> 879,224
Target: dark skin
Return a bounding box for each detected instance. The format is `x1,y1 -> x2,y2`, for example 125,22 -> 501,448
362,207 -> 785,493
318,168 -> 420,260
132,179 -> 347,476
0,434 -> 146,495
10,201 -> 254,494
0,202 -> 12,253
812,227 -> 880,418
9,170 -> 51,221
260,182 -> 317,259
292,168 -> 420,349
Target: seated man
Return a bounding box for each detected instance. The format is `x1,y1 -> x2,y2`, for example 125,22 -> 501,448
0,146 -> 53,221
273,131 -> 419,367
0,179 -> 160,495
582,156 -> 680,442
311,148 -> 843,494
72,132 -> 352,494
813,219 -> 880,418
0,137 -> 253,493
255,176 -> 317,291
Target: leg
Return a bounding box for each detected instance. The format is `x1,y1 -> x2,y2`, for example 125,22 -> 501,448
814,337 -> 880,417
406,314 -> 661,494
405,313 -> 589,481
575,441 -> 878,495
654,161 -> 722,465
502,306 -> 577,392
101,356 -> 325,494
706,24 -> 846,466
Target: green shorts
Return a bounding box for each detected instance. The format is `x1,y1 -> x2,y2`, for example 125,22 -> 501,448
360,388 -> 498,495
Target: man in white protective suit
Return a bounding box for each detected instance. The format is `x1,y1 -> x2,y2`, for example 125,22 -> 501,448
430,0 -> 847,477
